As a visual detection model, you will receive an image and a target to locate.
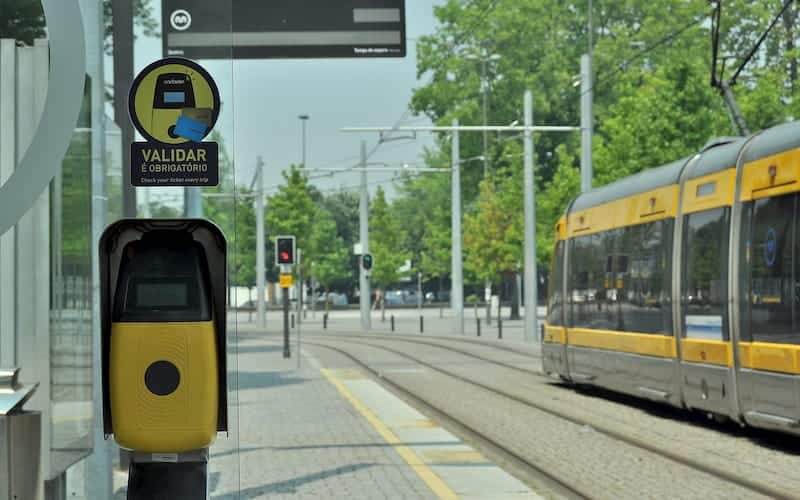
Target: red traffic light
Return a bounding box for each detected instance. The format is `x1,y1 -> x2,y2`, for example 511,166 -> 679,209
276,236 -> 296,265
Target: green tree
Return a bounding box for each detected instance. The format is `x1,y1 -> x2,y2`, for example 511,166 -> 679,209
197,132 -> 259,288
307,207 -> 350,310
265,165 -> 316,277
229,189 -> 256,287
463,175 -> 521,287
0,0 -> 45,43
393,162 -> 452,285
370,187 -> 408,300
537,145 -> 581,265
148,202 -> 181,218
318,190 -> 360,290
592,56 -> 731,186
405,0 -> 769,275
103,0 -> 159,54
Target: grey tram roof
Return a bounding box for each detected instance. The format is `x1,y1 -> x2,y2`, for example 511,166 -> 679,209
570,157 -> 690,212
688,137 -> 746,180
743,120 -> 800,164
569,120 -> 800,213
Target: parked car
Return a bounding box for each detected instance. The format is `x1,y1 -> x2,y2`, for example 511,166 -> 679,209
240,300 -> 269,309
383,290 -> 405,305
315,292 -> 348,306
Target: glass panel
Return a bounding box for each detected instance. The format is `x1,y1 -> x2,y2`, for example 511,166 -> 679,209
570,222 -> 672,334
569,230 -> 619,330
740,202 -> 754,342
599,229 -> 622,330
746,194 -> 798,344
619,220 -> 672,334
50,75 -> 93,471
682,208 -> 730,340
547,241 -> 564,326
120,1 -> 241,495
568,234 -> 592,327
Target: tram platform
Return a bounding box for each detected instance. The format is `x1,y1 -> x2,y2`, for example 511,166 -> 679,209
112,331 -> 537,499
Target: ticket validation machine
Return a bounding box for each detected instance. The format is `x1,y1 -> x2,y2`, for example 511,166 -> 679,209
99,220 -> 227,498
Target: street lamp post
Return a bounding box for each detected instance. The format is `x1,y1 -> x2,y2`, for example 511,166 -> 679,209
465,46 -> 500,325
580,0 -> 594,193
297,114 -> 309,325
299,114 -> 309,167
465,47 -> 501,179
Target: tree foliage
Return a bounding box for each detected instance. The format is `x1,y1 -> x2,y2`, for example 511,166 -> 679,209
393,162 -> 452,279
0,0 -> 45,43
369,187 -> 407,288
103,0 -> 160,55
265,166 -> 316,278
308,207 -> 350,295
403,0 -> 800,274
463,173 -> 521,285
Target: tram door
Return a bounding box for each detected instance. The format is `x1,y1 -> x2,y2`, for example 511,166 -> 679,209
679,202 -> 733,416
737,193 -> 800,428
543,234 -> 569,377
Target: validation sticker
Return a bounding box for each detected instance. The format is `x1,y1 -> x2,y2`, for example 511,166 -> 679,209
128,57 -> 221,187
131,142 -> 218,187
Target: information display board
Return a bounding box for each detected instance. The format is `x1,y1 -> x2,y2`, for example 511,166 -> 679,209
162,0 -> 406,59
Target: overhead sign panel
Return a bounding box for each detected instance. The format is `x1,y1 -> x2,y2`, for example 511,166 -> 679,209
162,0 -> 406,59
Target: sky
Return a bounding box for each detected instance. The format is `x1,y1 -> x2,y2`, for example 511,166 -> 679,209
110,0 -> 447,206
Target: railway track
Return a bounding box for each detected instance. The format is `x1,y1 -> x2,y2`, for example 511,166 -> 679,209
304,338 -> 592,500
304,335 -> 796,500
315,331 -> 542,375
316,328 -> 543,360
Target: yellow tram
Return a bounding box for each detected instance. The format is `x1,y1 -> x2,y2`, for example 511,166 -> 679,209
544,121 -> 800,434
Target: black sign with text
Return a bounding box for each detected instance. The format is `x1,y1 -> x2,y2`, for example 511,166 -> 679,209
162,0 -> 406,59
131,142 -> 219,187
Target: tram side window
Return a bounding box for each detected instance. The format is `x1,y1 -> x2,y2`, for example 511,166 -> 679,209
618,220 -> 673,334
598,229 -> 622,330
547,241 -> 565,326
682,208 -> 730,340
744,194 -> 798,344
569,231 -> 619,330
568,234 -> 593,328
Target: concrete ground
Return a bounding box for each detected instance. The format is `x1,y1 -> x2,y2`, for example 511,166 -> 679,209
107,325 -> 542,499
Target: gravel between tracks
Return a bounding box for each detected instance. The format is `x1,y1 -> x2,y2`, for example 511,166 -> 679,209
305,336 -> 779,500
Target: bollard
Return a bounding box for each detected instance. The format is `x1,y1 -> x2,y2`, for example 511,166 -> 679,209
477,318 -> 481,337
420,316 -> 424,334
291,314 -> 295,329
390,315 -> 395,332
498,317 -> 503,339
540,323 -> 545,341
304,309 -> 307,319
323,313 -> 328,330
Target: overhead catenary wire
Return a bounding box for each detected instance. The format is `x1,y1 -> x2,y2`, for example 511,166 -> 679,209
727,0 -> 795,85
581,13 -> 709,98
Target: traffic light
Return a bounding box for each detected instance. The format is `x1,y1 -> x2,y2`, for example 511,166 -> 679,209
362,253 -> 373,271
275,236 -> 296,265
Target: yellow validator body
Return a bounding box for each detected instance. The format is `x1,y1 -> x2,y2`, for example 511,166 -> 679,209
109,234 -> 220,452
110,321 -> 218,452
